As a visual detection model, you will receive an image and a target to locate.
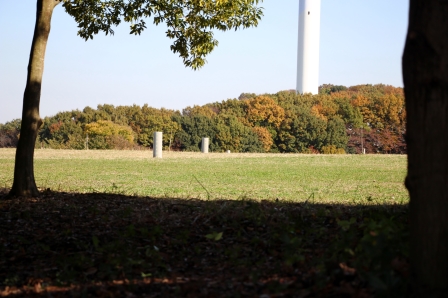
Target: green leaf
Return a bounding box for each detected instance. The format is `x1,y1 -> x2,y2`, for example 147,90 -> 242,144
62,0 -> 264,69
205,231 -> 223,241
92,236 -> 100,249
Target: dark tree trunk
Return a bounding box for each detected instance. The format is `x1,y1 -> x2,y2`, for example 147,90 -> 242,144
403,0 -> 448,296
9,0 -> 60,197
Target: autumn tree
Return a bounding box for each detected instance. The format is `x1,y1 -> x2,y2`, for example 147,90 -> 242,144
374,93 -> 406,131
210,98 -> 246,119
403,0 -> 448,295
182,105 -> 217,119
244,96 -> 285,128
84,120 -> 134,149
10,0 -> 263,197
252,126 -> 273,152
0,119 -> 21,148
319,84 -> 347,95
132,105 -> 180,148
39,111 -> 85,149
214,114 -> 262,152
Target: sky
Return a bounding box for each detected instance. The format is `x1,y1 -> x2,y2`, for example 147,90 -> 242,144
0,0 -> 409,124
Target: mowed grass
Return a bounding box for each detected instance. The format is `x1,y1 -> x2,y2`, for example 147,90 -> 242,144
0,149 -> 408,204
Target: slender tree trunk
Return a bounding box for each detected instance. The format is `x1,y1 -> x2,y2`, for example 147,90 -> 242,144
9,0 -> 60,197
403,0 -> 448,296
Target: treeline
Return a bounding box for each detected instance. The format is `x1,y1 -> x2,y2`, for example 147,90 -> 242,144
0,84 -> 406,154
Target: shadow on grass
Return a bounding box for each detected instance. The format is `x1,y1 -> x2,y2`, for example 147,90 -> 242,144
0,189 -> 409,297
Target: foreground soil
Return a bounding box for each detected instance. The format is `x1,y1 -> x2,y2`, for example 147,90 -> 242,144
0,189 -> 409,297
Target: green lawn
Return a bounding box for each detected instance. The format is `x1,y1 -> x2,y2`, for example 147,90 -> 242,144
0,149 -> 408,204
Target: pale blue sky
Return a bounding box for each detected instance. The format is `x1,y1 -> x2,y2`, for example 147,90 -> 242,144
0,0 -> 409,123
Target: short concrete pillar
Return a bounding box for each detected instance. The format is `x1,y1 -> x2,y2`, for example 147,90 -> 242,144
201,137 -> 209,153
226,150 -> 231,154
153,132 -> 163,158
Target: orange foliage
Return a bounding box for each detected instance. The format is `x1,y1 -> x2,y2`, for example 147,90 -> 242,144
252,126 -> 273,152
245,96 -> 285,128
382,85 -> 404,96
330,90 -> 358,100
49,121 -> 63,134
352,95 -> 370,107
311,105 -> 327,121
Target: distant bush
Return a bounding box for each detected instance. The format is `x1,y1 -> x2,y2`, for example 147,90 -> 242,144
321,145 -> 346,154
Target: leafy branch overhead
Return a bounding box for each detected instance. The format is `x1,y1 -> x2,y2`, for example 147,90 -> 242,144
62,0 -> 264,69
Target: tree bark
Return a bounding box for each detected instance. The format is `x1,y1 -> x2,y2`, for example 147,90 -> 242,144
403,0 -> 448,296
9,0 -> 60,197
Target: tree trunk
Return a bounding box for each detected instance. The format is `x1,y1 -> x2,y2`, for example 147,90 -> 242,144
403,0 -> 448,296
9,0 -> 60,197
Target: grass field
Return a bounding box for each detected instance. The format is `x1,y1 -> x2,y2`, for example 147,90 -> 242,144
0,149 -> 408,204
0,149 -> 410,296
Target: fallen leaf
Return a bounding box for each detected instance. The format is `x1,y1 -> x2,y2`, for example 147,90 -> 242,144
84,267 -> 97,276
339,262 -> 356,276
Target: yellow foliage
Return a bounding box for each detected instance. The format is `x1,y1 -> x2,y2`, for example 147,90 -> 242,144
245,96 -> 285,128
375,94 -> 405,129
321,145 -> 346,154
360,107 -> 378,127
85,120 -> 134,143
311,105 -> 327,121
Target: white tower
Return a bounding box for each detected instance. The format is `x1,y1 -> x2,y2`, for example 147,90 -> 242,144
297,0 -> 321,95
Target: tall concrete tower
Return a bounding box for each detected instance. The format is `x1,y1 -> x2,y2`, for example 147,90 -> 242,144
297,0 -> 321,95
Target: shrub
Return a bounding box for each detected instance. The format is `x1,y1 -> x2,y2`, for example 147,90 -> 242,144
321,145 -> 346,154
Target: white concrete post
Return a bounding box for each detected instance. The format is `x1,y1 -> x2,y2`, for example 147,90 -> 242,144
201,137 -> 209,153
153,131 -> 163,158
297,0 -> 321,95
